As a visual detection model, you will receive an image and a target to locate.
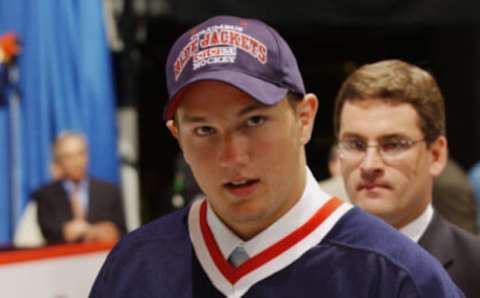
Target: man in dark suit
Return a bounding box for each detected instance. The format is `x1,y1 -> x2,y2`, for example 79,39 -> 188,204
335,59 -> 480,297
419,212 -> 480,296
34,132 -> 126,244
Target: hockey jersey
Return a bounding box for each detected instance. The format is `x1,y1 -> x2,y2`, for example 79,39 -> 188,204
91,173 -> 463,297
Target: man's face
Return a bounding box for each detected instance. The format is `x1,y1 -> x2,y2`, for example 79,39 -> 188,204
338,99 -> 446,228
55,136 -> 88,182
167,80 -> 317,238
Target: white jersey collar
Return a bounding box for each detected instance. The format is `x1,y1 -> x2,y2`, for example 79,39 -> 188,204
207,167 -> 331,258
189,167 -> 353,298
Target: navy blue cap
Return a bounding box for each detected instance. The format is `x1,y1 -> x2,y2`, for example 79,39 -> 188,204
164,15 -> 305,120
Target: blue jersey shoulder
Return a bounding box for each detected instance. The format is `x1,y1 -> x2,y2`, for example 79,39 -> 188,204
323,207 -> 463,297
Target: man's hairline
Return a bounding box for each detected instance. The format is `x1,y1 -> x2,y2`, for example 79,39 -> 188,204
169,91 -> 303,127
335,97 -> 442,147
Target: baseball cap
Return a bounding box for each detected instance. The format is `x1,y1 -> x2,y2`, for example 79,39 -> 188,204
163,15 -> 306,120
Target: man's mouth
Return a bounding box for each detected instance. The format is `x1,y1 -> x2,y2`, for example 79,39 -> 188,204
357,182 -> 390,191
224,179 -> 259,189
223,178 -> 260,196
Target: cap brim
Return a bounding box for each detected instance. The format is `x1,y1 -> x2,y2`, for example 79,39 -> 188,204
163,70 -> 289,120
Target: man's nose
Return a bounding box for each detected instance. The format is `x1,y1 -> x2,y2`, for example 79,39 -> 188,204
218,134 -> 250,168
360,146 -> 384,179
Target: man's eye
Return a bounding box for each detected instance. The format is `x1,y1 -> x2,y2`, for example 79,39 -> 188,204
246,116 -> 266,127
194,126 -> 216,136
343,140 -> 366,151
381,140 -> 405,152
339,140 -> 367,152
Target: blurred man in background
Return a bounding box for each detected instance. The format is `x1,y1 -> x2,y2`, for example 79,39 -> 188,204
335,59 -> 480,297
34,132 -> 126,244
433,158 -> 477,234
468,161 -> 480,229
318,144 -> 349,200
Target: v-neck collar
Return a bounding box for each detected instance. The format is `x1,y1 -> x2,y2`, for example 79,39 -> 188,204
189,168 -> 352,297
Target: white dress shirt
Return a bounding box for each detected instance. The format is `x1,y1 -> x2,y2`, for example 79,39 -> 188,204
399,204 -> 434,242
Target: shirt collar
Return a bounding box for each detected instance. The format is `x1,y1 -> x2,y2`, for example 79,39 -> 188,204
62,179 -> 89,192
399,204 -> 434,242
207,166 -> 331,259
62,179 -> 90,211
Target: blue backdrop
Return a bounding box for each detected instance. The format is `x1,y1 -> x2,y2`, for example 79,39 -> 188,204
0,1 -> 119,244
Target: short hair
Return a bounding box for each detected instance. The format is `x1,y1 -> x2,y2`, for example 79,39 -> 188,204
334,59 -> 446,144
286,91 -> 303,111
53,131 -> 88,161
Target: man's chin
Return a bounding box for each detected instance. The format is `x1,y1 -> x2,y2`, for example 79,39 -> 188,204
354,196 -> 394,216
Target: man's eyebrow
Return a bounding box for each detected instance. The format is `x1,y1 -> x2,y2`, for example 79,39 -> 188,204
237,103 -> 268,117
182,115 -> 207,123
181,103 -> 268,123
339,132 -> 410,141
339,132 -> 364,139
379,133 -> 410,140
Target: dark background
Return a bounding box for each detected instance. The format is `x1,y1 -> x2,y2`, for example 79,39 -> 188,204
113,0 -> 480,223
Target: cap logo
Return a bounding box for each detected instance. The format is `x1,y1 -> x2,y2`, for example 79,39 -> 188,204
174,24 -> 267,81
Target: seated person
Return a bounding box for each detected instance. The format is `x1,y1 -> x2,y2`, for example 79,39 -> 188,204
33,132 -> 126,244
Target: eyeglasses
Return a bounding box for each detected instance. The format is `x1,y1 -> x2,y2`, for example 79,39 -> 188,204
337,138 -> 425,163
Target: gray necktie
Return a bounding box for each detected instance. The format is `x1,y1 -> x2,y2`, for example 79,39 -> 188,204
228,246 -> 250,267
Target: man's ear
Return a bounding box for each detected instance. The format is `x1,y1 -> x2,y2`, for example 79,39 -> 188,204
297,93 -> 318,145
166,120 -> 179,139
429,135 -> 448,177
166,120 -> 190,165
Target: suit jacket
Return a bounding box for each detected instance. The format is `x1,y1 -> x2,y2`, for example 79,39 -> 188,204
33,178 -> 127,244
419,212 -> 480,297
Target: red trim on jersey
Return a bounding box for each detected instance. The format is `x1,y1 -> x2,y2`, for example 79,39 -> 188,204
199,202 -> 235,278
199,197 -> 343,284
0,241 -> 116,265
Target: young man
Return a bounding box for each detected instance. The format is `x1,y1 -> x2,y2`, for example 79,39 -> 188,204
335,59 -> 480,297
91,17 -> 462,297
34,132 -> 126,243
